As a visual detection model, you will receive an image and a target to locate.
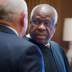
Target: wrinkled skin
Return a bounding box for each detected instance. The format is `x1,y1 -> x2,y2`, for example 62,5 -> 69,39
30,6 -> 56,45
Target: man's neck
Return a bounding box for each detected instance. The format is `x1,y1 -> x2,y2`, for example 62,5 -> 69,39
7,26 -> 19,36
0,21 -> 19,36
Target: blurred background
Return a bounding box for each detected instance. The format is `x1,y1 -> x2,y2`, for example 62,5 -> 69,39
25,0 -> 72,53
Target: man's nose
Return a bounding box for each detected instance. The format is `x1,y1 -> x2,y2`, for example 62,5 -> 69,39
38,23 -> 46,30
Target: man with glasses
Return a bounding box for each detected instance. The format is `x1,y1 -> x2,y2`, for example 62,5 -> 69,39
26,4 -> 70,72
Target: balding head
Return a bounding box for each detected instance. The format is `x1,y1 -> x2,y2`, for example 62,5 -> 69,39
30,4 -> 58,25
0,0 -> 28,37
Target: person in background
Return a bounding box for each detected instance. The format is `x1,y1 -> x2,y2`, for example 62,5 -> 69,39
0,0 -> 43,72
26,4 -> 70,72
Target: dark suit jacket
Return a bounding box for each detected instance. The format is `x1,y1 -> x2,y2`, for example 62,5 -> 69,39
27,38 -> 70,72
0,25 -> 42,72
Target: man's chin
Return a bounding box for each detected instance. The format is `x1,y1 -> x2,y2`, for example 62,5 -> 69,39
36,35 -> 46,39
35,39 -> 47,45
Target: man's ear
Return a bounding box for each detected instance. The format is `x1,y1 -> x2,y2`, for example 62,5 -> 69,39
29,20 -> 32,24
19,13 -> 25,37
19,13 -> 25,27
49,27 -> 56,40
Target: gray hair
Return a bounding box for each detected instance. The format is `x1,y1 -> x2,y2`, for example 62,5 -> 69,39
30,4 -> 58,25
0,0 -> 28,24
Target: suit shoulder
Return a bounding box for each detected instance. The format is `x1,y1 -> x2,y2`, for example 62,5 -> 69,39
49,40 -> 63,50
49,41 -> 59,46
23,38 -> 38,49
24,38 -> 36,46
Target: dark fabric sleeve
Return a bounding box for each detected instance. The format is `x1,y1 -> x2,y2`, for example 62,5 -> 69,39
18,46 -> 42,72
50,41 -> 70,72
60,47 -> 70,72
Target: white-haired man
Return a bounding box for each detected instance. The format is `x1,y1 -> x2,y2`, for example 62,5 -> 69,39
26,4 -> 70,72
0,0 -> 43,72
0,0 -> 27,71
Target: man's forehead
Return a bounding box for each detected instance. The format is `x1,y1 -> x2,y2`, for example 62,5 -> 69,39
32,11 -> 52,20
33,15 -> 51,21
33,7 -> 53,18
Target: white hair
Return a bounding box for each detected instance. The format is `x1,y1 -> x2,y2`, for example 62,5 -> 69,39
0,0 -> 28,24
30,4 -> 58,25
